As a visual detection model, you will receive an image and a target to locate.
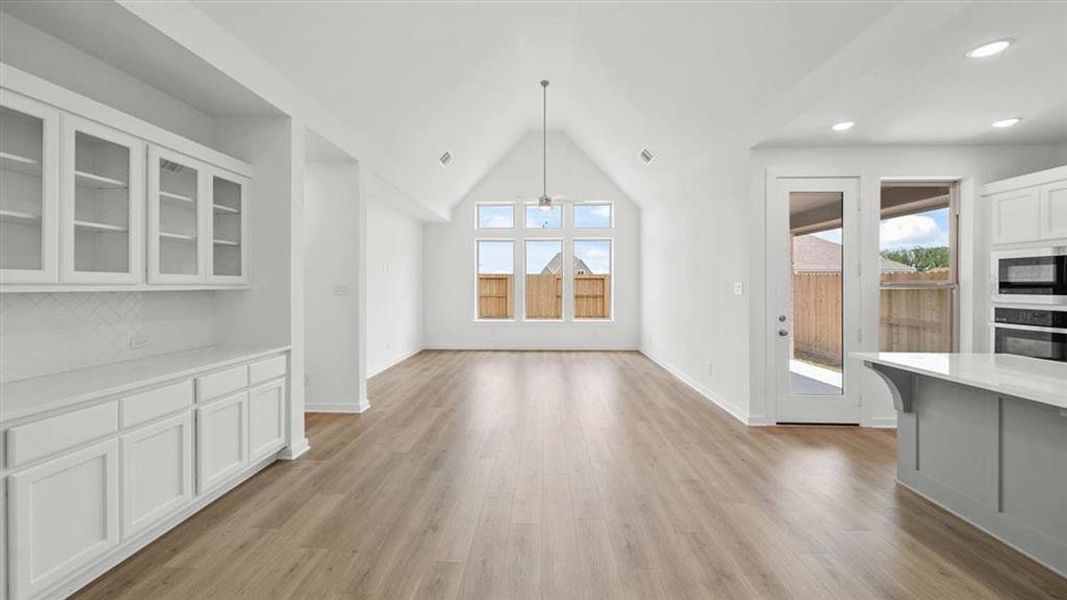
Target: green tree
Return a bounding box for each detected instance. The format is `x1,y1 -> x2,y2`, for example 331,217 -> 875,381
881,246 -> 949,272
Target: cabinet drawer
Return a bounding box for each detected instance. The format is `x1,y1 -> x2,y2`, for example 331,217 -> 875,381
7,402 -> 119,469
249,355 -> 287,385
197,365 -> 249,402
121,380 -> 194,428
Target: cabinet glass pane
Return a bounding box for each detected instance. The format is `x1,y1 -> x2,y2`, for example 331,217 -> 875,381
73,132 -> 130,273
212,175 -> 242,277
0,106 -> 45,271
158,159 -> 199,275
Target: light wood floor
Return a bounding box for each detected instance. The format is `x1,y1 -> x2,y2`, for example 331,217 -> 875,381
74,351 -> 1067,600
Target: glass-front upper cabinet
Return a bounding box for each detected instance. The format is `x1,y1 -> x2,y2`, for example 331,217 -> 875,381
147,146 -> 208,283
0,90 -> 60,284
209,169 -> 249,284
61,115 -> 144,283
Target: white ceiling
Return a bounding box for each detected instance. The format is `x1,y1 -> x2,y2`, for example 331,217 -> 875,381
67,2 -> 1067,217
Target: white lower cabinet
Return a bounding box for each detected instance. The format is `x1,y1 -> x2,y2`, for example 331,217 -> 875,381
120,412 -> 194,538
7,439 -> 120,600
197,391 -> 249,493
249,379 -> 286,461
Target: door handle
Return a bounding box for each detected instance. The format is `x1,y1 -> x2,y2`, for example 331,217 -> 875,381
778,329 -> 790,337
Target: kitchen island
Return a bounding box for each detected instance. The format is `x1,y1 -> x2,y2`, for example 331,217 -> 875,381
858,352 -> 1067,577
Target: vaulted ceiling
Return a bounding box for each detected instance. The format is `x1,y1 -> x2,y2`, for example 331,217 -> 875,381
141,3 -> 1067,216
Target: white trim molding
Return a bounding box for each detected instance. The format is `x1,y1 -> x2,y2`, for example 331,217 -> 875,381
639,349 -> 763,426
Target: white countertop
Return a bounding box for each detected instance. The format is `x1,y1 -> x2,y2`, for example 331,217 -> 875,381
1,344 -> 290,424
855,353 -> 1067,410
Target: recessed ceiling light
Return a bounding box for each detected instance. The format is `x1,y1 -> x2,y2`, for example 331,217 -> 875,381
639,148 -> 655,165
832,121 -> 855,132
438,151 -> 453,167
992,117 -> 1021,128
966,39 -> 1012,58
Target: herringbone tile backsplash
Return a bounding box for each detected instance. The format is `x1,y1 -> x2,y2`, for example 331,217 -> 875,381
0,292 -> 216,382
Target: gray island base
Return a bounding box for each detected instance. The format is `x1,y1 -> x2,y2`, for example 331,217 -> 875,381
858,353 -> 1067,578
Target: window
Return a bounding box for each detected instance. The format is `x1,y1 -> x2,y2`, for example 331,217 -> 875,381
573,203 -> 612,228
525,204 -> 562,229
477,204 -> 514,229
473,201 -> 616,322
525,240 -> 563,319
878,183 -> 958,352
476,240 -> 513,319
574,240 -> 611,319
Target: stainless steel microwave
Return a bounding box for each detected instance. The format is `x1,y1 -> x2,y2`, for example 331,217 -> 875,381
992,247 -> 1067,305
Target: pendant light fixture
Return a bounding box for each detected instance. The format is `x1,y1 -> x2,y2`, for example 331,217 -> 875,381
538,80 -> 553,212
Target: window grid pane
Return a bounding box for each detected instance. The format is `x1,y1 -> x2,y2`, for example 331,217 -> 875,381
477,240 -> 513,319
573,203 -> 612,228
525,240 -> 562,319
525,205 -> 562,229
574,240 -> 611,319
477,204 -> 514,229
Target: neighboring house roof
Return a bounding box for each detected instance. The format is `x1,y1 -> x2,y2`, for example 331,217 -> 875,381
542,252 -> 592,275
792,235 -> 914,273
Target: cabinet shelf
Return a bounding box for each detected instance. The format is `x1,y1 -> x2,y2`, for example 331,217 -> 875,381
160,190 -> 195,205
159,231 -> 196,241
212,238 -> 240,247
75,170 -> 128,190
0,208 -> 42,225
75,219 -> 128,233
0,151 -> 42,176
213,204 -> 239,214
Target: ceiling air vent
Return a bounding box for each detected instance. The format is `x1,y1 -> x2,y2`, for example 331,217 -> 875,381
639,148 -> 655,165
438,151 -> 453,167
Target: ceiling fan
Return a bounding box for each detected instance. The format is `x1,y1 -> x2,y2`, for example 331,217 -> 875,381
521,79 -> 572,212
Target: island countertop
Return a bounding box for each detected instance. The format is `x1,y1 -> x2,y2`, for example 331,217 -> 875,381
854,352 -> 1067,411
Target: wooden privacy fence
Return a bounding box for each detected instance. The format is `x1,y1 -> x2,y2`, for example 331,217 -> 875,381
477,274 -> 610,319
792,272 -> 844,367
575,275 -> 611,319
477,274 -> 512,319
792,270 -> 952,367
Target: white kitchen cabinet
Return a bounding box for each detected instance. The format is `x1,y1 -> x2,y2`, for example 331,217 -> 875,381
147,146 -> 209,284
0,89 -> 59,284
1039,180 -> 1067,241
197,391 -> 249,493
249,379 -> 286,462
121,412 -> 194,538
209,168 -> 249,284
60,115 -> 144,284
990,187 -> 1041,246
8,439 -> 120,600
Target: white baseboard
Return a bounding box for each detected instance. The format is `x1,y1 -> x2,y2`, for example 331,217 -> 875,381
367,346 -> 425,378
639,349 -> 755,426
863,415 -> 898,429
44,452 -> 281,600
304,403 -> 369,414
278,437 -> 311,459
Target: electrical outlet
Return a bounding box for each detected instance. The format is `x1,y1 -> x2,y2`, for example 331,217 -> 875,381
334,284 -> 352,296
733,282 -> 744,296
129,333 -> 150,350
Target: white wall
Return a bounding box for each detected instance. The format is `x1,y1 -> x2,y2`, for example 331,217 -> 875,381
366,194 -> 424,376
639,148 -> 753,422
422,131 -> 640,350
746,144 -> 1067,426
304,161 -> 366,410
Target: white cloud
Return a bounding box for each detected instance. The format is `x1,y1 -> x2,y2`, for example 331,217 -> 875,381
880,215 -> 948,250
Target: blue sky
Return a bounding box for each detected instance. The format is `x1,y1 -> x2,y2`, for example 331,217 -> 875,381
813,207 -> 950,251
525,205 -> 562,229
573,204 -> 612,228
